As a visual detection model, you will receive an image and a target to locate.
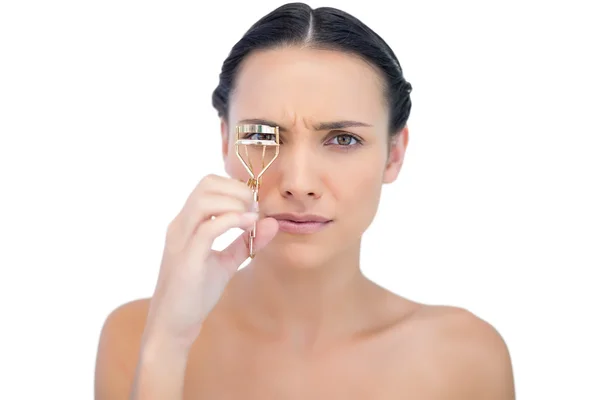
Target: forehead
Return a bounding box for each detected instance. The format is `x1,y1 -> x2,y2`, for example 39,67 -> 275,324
229,46 -> 387,127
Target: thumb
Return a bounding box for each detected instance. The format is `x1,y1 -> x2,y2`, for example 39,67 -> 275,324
217,217 -> 279,272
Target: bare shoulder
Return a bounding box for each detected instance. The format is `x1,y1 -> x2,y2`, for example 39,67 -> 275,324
94,298 -> 152,400
391,304 -> 515,399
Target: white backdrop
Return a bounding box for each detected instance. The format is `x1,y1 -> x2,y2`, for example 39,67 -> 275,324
1,0 -> 598,398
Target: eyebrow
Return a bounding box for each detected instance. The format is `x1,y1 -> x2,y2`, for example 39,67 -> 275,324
237,118 -> 372,132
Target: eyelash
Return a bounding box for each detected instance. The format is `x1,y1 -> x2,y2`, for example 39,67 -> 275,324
244,133 -> 364,149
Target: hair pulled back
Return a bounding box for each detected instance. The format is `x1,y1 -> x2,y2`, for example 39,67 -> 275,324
212,2 -> 412,135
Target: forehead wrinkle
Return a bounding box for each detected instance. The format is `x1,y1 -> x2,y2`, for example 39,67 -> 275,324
301,115 -> 312,131
233,60 -> 377,118
276,109 -> 314,134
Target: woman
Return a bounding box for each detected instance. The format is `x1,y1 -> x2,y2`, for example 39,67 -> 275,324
95,3 -> 515,399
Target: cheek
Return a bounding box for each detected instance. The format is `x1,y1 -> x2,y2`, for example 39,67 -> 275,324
349,173 -> 383,211
330,153 -> 385,212
344,175 -> 383,236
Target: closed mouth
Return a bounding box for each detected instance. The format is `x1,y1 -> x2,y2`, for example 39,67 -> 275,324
268,213 -> 333,223
267,213 -> 333,234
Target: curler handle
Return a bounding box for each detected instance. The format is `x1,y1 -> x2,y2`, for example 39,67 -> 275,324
247,178 -> 260,258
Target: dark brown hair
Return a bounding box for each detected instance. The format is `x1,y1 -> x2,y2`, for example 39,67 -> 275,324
212,2 -> 412,135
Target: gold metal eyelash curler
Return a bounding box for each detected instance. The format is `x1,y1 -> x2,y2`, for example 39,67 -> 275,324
234,124 -> 280,258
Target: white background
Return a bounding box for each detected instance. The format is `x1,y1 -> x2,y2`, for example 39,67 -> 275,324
1,0 -> 598,398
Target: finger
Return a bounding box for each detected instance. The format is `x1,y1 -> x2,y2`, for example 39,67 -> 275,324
175,175 -> 252,219
173,174 -> 254,234
190,211 -> 259,259
179,194 -> 250,239
196,174 -> 254,206
217,217 -> 279,272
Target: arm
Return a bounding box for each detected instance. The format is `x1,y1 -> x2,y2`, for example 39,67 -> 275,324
94,301 -> 144,399
128,332 -> 190,400
94,300 -> 192,400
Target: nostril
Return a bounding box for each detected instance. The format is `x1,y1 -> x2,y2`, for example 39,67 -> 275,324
283,190 -> 318,198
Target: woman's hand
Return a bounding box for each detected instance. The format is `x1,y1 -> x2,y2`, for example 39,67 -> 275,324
143,173 -> 278,349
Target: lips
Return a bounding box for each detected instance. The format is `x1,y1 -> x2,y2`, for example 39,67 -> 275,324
268,213 -> 333,234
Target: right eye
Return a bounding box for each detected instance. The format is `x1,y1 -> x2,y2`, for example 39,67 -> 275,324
246,133 -> 276,141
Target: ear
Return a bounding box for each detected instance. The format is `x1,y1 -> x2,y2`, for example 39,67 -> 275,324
382,125 -> 409,184
220,117 -> 229,161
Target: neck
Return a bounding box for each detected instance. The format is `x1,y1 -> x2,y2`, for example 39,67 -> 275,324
231,241 -> 377,349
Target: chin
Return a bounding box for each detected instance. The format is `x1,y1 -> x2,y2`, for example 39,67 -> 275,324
260,236 -> 336,270
260,228 -> 360,270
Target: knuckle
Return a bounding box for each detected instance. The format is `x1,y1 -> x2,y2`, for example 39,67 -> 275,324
208,173 -> 222,182
166,219 -> 179,237
199,173 -> 217,187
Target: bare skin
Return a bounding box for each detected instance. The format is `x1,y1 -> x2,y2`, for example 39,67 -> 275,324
96,277 -> 514,399
94,46 -> 515,399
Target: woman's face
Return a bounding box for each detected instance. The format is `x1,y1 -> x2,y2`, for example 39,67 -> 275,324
222,46 -> 408,267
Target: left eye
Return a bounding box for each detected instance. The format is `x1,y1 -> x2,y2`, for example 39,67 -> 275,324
329,134 -> 358,146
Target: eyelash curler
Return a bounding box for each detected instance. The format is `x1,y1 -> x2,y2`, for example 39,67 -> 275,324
234,124 -> 280,258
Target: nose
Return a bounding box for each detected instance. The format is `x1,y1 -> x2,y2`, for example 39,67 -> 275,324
277,144 -> 322,200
